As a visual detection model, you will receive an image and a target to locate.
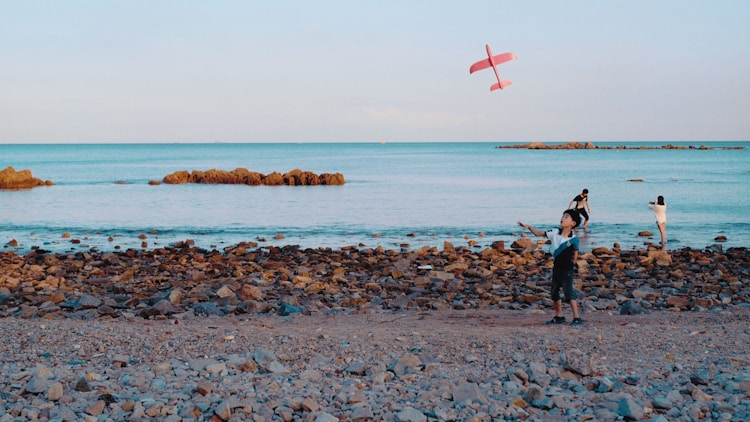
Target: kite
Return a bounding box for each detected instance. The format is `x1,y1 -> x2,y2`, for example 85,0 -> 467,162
469,44 -> 517,91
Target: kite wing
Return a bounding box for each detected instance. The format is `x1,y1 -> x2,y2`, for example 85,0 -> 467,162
469,52 -> 517,74
470,44 -> 517,91
491,80 -> 512,91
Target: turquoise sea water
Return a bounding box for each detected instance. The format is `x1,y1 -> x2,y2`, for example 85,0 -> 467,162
1,142 -> 749,253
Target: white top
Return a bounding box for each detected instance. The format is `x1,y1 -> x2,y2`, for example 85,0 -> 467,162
649,203 -> 667,224
545,229 -> 578,257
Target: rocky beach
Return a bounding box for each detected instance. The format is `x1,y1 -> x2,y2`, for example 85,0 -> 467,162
1,239 -> 749,421
3,0 -> 749,419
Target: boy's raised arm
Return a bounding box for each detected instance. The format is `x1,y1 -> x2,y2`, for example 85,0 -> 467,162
518,221 -> 545,237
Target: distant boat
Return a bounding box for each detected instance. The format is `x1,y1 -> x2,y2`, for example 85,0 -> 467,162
379,139 -> 386,144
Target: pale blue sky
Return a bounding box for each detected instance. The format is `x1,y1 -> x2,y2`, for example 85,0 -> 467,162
2,0 -> 749,143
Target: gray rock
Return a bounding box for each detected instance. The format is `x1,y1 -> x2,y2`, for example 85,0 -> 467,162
690,368 -> 711,385
525,383 -> 546,402
620,300 -> 649,315
562,348 -> 592,376
528,361 -> 550,385
652,395 -> 672,409
451,382 -> 485,403
265,360 -> 289,374
531,396 -> 554,410
152,299 -> 177,315
350,405 -> 375,421
395,407 -> 426,422
279,302 -> 302,315
193,302 -> 223,317
616,394 -> 645,420
24,375 -> 52,394
387,353 -> 423,376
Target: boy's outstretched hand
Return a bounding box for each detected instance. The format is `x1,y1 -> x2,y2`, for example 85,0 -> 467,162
518,221 -> 543,237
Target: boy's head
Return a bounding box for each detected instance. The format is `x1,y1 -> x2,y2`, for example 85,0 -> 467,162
562,209 -> 582,228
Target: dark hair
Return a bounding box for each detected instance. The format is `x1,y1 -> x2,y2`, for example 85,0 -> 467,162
582,188 -> 588,194
657,195 -> 665,205
563,209 -> 582,228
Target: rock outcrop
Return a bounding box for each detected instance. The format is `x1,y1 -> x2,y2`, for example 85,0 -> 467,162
163,168 -> 345,186
496,142 -> 743,150
0,166 -> 54,189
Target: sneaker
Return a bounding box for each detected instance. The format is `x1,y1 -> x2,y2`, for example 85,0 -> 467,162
570,318 -> 584,326
546,316 -> 566,325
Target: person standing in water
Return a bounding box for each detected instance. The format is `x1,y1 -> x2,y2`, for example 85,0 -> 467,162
568,189 -> 591,229
649,195 -> 667,248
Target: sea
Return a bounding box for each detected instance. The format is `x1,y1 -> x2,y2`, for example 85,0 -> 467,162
1,142 -> 749,255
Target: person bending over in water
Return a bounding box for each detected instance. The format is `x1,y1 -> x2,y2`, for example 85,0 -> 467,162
568,189 -> 590,229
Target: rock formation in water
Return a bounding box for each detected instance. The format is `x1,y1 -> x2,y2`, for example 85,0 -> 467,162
496,142 -> 743,150
162,168 -> 345,186
0,166 -> 54,189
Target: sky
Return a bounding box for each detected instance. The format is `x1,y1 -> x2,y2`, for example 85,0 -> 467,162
2,0 -> 749,143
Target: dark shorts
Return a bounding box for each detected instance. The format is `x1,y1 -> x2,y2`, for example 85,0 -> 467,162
551,267 -> 577,302
577,208 -> 589,221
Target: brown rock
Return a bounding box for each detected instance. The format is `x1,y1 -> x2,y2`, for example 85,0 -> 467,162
216,285 -> 235,298
518,294 -> 542,304
666,295 -> 691,309
161,168 -> 344,186
239,359 -> 258,373
162,170 -> 191,184
47,292 -> 66,304
320,172 -> 345,185
497,142 -> 736,151
86,400 -> 106,416
491,240 -> 505,251
651,250 -> 672,266
444,262 -> 469,273
263,171 -> 284,185
239,284 -> 263,301
195,381 -> 213,396
75,377 -> 92,392
591,247 -> 613,255
511,237 -> 535,249
0,166 -> 53,189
